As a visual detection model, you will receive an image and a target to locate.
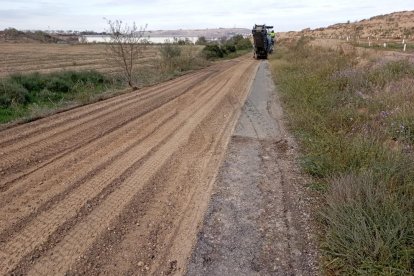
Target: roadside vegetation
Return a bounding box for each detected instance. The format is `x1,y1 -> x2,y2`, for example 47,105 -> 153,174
200,34 -> 252,59
159,42 -> 207,73
0,70 -> 120,123
269,37 -> 414,275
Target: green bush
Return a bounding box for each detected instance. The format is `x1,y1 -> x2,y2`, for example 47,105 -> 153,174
10,72 -> 45,92
159,43 -> 182,60
0,81 -> 29,107
200,35 -> 252,60
228,34 -> 252,50
0,70 -> 111,122
202,44 -> 225,59
224,43 -> 236,53
196,36 -> 207,45
46,77 -> 72,93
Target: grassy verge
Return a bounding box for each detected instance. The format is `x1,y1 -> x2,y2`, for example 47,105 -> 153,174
0,70 -> 122,124
269,38 -> 414,275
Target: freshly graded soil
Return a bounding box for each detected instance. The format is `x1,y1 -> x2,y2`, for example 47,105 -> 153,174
0,56 -> 257,275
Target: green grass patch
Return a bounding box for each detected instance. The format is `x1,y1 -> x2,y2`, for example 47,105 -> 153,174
0,70 -> 119,123
269,38 -> 414,274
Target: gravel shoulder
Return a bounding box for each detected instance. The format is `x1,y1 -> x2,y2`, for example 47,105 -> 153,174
187,61 -> 319,275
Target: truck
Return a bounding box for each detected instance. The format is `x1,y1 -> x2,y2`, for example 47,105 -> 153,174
252,24 -> 273,59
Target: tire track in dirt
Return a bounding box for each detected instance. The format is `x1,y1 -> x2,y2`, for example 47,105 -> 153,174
1,77 -> 225,274
0,56 -> 258,275
0,74 -> 226,266
0,110 -> 176,234
68,61 -> 257,276
73,102 -> 239,276
0,68 -> 229,235
27,80 -> 231,275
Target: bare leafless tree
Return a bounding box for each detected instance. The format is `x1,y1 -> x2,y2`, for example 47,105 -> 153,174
105,19 -> 147,90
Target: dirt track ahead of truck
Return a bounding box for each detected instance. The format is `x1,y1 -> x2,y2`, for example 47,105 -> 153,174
0,56 -> 259,275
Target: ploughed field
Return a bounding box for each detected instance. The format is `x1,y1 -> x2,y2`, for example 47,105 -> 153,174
0,56 -> 259,275
0,43 -> 159,77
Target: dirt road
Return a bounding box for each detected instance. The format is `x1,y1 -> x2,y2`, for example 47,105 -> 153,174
0,56 -> 258,275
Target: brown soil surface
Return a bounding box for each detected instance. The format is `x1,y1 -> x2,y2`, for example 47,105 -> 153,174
0,56 -> 259,275
281,10 -> 414,40
0,43 -> 159,77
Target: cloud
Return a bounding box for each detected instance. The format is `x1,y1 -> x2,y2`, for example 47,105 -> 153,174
0,0 -> 413,31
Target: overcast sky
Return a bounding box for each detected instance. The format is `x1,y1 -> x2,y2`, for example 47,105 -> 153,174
0,0 -> 413,32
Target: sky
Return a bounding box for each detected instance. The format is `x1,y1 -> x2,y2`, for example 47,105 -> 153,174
0,0 -> 413,32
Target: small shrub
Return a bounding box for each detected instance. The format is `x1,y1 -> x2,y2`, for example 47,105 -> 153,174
228,34 -> 252,50
46,77 -> 72,93
158,44 -> 206,73
159,43 -> 183,71
10,72 -> 45,92
159,43 -> 182,60
196,36 -> 207,45
0,80 -> 29,107
224,43 -> 236,53
202,44 -> 225,59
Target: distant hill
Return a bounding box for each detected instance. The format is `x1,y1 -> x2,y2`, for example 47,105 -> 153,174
147,28 -> 251,39
0,28 -> 65,43
283,10 -> 414,40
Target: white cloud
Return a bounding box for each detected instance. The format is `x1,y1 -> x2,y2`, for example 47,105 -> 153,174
0,0 -> 413,31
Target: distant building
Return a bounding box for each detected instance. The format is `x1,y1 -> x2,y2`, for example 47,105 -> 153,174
79,35 -> 198,44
